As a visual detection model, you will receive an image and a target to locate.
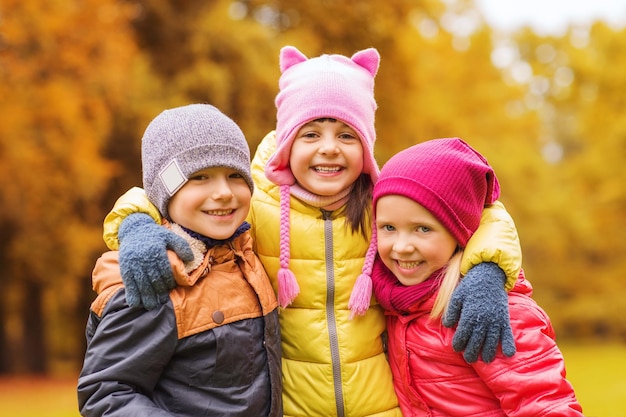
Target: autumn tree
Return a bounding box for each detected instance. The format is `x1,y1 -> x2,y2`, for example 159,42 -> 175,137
0,0 -> 145,373
1,0 -> 625,375
496,23 -> 626,339
126,0 -> 282,149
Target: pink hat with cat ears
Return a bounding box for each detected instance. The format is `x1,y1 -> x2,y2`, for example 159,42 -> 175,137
266,46 -> 380,185
265,46 -> 381,318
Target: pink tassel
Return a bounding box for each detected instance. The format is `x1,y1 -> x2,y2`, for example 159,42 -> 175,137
278,267 -> 300,309
348,273 -> 372,319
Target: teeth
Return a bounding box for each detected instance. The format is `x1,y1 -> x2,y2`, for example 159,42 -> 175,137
206,210 -> 233,216
397,260 -> 420,269
315,166 -> 341,173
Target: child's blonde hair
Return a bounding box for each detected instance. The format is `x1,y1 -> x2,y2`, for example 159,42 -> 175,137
431,251 -> 463,319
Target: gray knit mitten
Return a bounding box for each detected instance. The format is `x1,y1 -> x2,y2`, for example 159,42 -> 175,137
118,213 -> 193,310
443,262 -> 516,363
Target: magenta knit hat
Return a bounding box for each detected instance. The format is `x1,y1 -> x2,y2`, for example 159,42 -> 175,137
266,45 -> 380,185
265,46 -> 381,316
373,138 -> 500,247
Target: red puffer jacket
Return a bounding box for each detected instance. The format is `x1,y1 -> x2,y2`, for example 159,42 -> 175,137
385,275 -> 584,416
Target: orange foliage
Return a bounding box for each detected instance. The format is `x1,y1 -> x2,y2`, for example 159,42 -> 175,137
1,0 -> 625,374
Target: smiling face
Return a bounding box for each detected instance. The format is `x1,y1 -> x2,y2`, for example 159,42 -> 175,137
376,194 -> 459,286
167,166 -> 251,240
288,118 -> 364,196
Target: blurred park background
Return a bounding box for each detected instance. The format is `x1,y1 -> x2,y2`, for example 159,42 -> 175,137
1,0 -> 625,415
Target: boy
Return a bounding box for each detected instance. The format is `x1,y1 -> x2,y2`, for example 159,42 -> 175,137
77,104 -> 282,417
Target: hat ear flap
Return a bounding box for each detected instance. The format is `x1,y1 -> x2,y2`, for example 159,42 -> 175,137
351,48 -> 380,77
279,46 -> 309,73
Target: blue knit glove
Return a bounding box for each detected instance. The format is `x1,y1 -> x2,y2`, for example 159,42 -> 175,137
443,262 -> 516,363
118,213 -> 193,310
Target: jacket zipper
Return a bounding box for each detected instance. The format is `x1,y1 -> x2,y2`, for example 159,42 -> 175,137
321,209 -> 345,417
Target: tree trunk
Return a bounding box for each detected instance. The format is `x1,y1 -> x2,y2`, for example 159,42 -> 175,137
22,279 -> 47,374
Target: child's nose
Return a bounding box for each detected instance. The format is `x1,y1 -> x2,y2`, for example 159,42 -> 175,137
318,135 -> 340,154
393,236 -> 416,254
211,178 -> 234,199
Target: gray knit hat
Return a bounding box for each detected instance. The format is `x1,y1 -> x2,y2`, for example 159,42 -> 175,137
142,103 -> 253,218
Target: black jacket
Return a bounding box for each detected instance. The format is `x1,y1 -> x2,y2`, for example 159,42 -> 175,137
78,230 -> 282,416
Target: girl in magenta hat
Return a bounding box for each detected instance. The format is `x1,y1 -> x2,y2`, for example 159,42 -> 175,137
101,47 -> 523,417
372,138 -> 583,416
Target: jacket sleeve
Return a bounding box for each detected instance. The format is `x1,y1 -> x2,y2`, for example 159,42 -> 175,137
461,200 -> 522,290
77,289 -> 178,417
472,294 -> 584,416
103,187 -> 162,250
248,131 -> 277,239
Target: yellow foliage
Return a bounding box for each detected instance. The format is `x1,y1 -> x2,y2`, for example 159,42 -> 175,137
1,0 -> 625,374
0,0 -> 142,372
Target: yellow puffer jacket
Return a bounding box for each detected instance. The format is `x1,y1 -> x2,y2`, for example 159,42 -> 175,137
102,131 -> 522,417
249,132 -> 401,417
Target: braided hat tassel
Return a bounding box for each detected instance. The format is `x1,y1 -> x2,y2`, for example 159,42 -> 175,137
348,224 -> 377,319
277,185 -> 300,308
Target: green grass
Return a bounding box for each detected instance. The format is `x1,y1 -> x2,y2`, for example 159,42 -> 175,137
560,342 -> 626,417
0,342 -> 623,416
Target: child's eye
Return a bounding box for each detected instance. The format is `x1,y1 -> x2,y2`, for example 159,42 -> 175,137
339,133 -> 357,140
189,174 -> 208,181
380,224 -> 395,232
417,226 -> 431,233
229,172 -> 244,179
300,131 -> 319,139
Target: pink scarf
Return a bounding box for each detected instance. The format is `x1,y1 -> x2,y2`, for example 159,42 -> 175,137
288,183 -> 353,209
371,257 -> 442,314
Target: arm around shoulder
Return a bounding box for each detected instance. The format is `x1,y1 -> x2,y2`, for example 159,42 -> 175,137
103,187 -> 162,250
473,295 -> 584,416
461,200 -> 522,290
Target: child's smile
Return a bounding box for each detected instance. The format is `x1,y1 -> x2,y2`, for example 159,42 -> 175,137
376,194 -> 458,286
168,167 -> 251,240
290,119 -> 363,196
